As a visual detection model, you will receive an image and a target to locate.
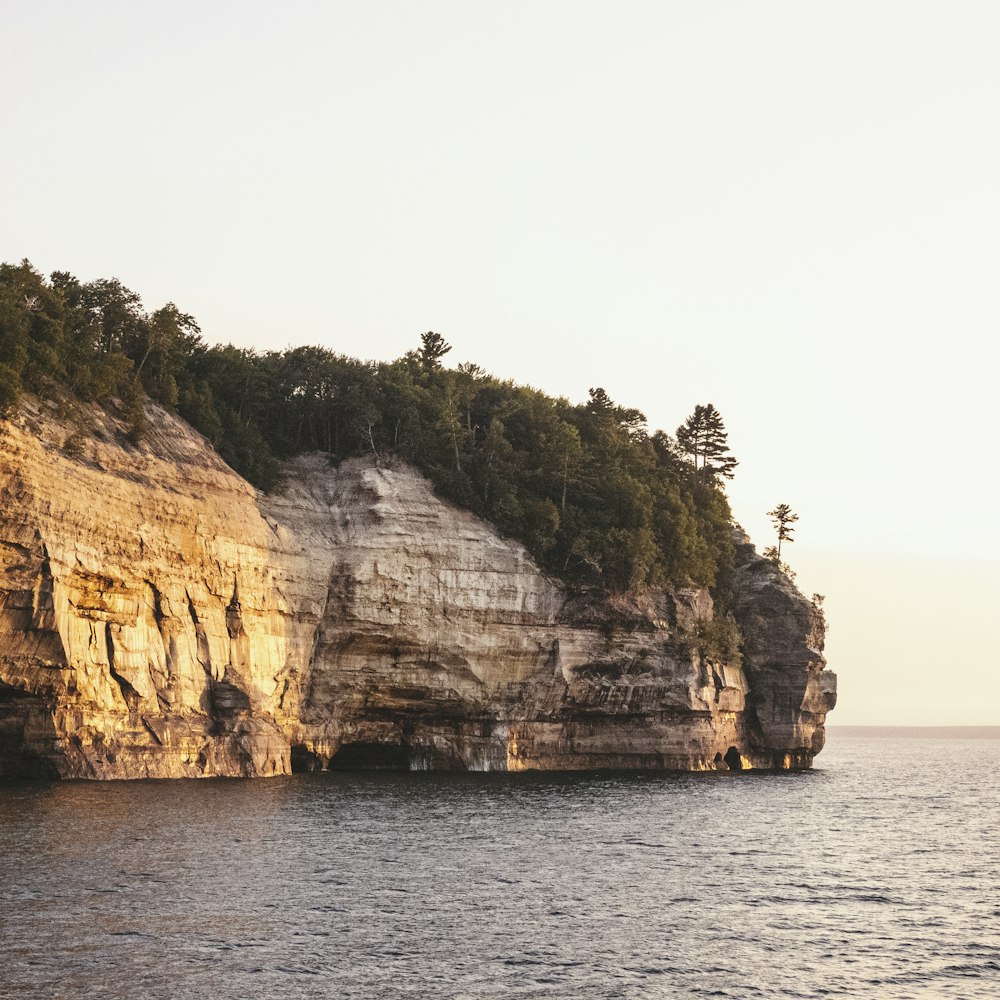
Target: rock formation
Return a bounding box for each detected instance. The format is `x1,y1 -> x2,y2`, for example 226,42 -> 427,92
0,395 -> 836,779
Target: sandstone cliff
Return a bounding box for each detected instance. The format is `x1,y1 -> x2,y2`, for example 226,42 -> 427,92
0,395 -> 836,779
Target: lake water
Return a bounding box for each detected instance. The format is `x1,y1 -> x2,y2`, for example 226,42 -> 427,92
2,729 -> 998,999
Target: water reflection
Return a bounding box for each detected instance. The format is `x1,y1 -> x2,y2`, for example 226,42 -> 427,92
1,738 -> 998,999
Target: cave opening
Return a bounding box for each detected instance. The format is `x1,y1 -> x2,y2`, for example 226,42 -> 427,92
329,742 -> 410,771
724,746 -> 744,771
290,744 -> 324,773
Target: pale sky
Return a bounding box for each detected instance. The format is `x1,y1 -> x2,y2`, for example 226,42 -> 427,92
3,2 -> 998,724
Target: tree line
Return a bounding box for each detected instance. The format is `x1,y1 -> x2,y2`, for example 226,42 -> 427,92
0,260 -> 741,594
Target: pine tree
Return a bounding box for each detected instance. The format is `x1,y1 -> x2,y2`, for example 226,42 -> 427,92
418,331 -> 451,371
676,403 -> 737,481
766,503 -> 799,559
586,386 -> 614,412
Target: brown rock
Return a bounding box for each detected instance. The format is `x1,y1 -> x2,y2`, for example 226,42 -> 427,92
0,396 -> 836,778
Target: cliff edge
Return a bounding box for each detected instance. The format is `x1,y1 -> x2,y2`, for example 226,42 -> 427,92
0,395 -> 836,778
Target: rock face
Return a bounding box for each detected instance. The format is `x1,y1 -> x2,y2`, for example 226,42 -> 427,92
0,396 -> 836,779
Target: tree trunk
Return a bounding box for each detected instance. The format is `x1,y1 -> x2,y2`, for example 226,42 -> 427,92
367,422 -> 381,466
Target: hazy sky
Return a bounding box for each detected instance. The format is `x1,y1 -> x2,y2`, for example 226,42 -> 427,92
4,2 -> 998,724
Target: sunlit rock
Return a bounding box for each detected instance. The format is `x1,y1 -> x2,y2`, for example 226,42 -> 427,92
0,396 -> 836,778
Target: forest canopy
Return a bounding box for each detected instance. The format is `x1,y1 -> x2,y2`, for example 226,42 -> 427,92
0,260 -> 738,594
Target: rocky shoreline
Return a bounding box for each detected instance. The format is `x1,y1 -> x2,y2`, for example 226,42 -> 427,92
0,396 -> 836,779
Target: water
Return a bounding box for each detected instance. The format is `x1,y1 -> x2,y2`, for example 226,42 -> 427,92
1,730 -> 998,999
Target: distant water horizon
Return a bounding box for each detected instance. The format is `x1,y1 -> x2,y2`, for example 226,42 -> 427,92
829,725 -> 1000,739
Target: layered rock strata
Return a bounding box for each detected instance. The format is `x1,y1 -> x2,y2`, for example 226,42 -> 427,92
0,396 -> 836,779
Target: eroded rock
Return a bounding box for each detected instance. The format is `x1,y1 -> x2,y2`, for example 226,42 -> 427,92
0,397 -> 836,778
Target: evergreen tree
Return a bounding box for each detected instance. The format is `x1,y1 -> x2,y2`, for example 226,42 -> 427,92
676,403 -> 737,481
766,503 -> 799,559
586,386 -> 614,412
418,331 -> 451,371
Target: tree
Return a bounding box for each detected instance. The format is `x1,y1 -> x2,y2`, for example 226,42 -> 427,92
79,277 -> 144,356
132,303 -> 202,406
586,386 -> 614,412
0,260 -> 67,391
676,403 -> 737,481
418,331 -> 451,372
0,256 -> 747,595
766,503 -> 799,559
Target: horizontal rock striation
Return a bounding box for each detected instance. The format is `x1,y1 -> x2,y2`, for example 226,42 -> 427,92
0,395 -> 835,779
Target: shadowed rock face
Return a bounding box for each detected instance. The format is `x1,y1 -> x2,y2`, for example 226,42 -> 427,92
731,532 -> 837,766
0,396 -> 836,779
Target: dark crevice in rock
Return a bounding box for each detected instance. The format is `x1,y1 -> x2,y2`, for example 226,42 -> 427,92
147,580 -> 165,628
0,681 -> 62,780
140,716 -> 163,745
546,639 -> 561,674
211,678 -> 251,716
208,674 -> 252,733
30,545 -> 58,635
663,594 -> 678,629
329,741 -> 409,771
712,667 -> 724,702
186,589 -> 212,675
0,681 -> 33,704
105,627 -> 140,714
290,744 -> 325,772
226,577 -> 243,639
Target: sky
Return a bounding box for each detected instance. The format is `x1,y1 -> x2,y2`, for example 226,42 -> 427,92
3,1 -> 998,724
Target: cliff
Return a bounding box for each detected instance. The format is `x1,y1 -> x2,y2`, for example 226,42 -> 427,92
0,394 -> 836,779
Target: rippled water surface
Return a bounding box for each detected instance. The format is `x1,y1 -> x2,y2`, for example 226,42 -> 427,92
2,731 -> 999,999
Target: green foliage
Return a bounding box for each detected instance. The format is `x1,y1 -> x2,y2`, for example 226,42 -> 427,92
123,387 -> 148,445
695,612 -> 743,664
0,363 -> 21,412
767,502 -> 799,559
418,331 -> 451,372
765,503 -> 799,578
676,403 -> 737,481
0,261 -> 743,595
762,545 -> 796,581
